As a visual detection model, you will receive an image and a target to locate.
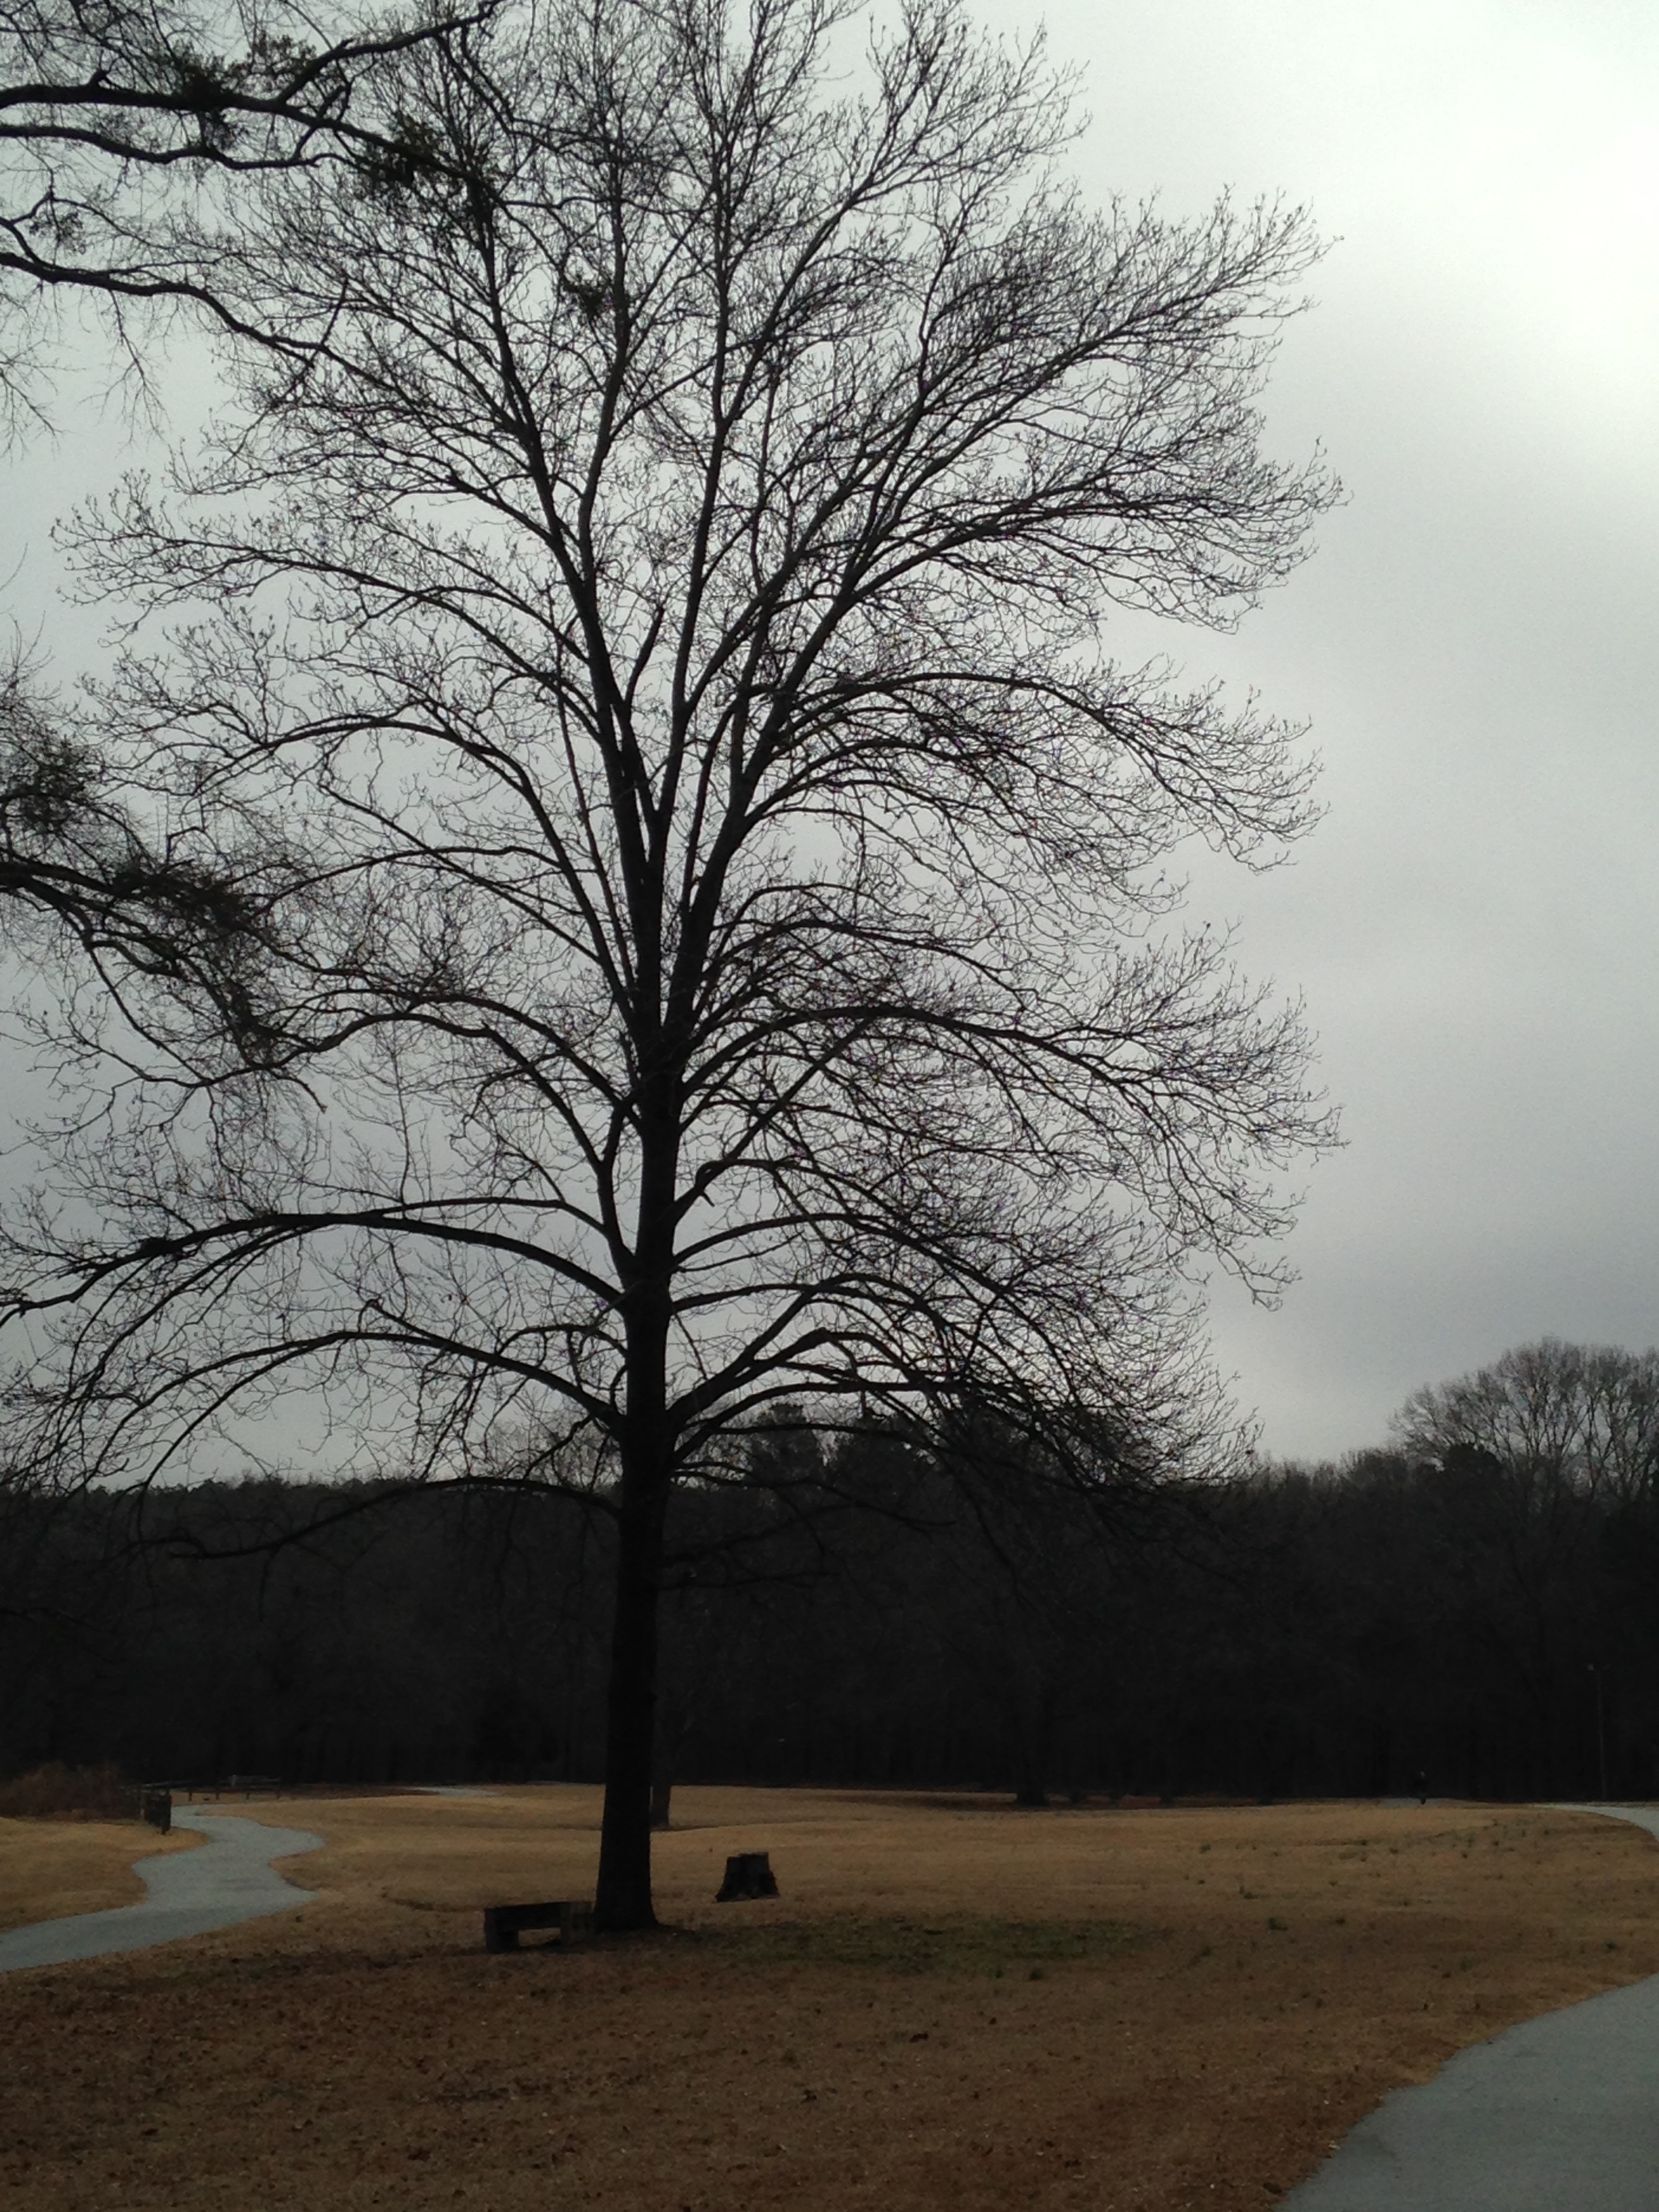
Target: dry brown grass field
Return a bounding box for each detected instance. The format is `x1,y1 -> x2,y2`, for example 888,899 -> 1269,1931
3,1787 -> 1658,2211
0,1814 -> 199,1933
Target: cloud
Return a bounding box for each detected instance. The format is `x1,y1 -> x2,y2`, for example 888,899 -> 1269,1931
1012,0 -> 1659,1453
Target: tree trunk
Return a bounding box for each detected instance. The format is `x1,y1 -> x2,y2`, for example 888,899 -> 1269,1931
594,1458 -> 669,1929
593,1128 -> 678,1934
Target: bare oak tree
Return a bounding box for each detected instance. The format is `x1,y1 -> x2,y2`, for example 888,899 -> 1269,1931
0,0 -> 1334,1926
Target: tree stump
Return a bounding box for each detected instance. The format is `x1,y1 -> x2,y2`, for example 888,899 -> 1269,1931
716,1851 -> 779,1901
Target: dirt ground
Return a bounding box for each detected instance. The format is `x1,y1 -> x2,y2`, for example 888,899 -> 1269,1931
3,1787 -> 1658,2211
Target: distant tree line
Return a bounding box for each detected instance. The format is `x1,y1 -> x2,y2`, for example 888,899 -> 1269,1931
5,1341 -> 1658,1807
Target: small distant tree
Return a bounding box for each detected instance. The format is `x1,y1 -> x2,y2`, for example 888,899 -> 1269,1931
0,0 -> 1334,1926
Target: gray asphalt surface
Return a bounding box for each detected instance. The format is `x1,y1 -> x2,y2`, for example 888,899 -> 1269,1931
1283,1805 -> 1659,2210
0,1809 -> 323,1973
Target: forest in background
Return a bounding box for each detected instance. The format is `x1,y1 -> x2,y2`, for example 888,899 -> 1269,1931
5,1342 -> 1657,1807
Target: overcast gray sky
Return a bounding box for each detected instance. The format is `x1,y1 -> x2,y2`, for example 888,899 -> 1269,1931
981,0 -> 1659,1460
4,0 -> 1656,1465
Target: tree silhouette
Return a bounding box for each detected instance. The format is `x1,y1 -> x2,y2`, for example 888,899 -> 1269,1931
3,0 -> 492,421
0,0 -> 1333,1925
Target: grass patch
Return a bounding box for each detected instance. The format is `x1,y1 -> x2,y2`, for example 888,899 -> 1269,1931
5,1788 -> 1659,2211
686,1910 -> 1141,1973
0,1810 -> 199,1932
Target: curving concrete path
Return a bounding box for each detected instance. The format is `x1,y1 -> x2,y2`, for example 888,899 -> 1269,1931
0,1809 -> 324,1973
1284,1805 -> 1659,2210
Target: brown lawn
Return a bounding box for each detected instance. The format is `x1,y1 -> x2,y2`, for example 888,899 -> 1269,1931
0,1814 -> 200,1934
2,1787 -> 1657,2211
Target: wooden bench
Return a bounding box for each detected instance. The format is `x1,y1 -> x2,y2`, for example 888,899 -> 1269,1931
483,1900 -> 594,1953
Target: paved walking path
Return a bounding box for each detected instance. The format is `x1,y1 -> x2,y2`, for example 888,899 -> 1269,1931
0,1809 -> 324,1973
1284,1804 -> 1659,2210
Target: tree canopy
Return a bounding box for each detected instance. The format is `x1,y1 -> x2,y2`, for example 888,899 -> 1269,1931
1397,1338 -> 1659,1503
2,0 -> 493,420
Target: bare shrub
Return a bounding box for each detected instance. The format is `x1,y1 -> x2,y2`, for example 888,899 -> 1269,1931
0,1761 -> 136,1821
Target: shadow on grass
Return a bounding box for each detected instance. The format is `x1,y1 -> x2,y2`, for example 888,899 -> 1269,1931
666,1913 -> 1144,1975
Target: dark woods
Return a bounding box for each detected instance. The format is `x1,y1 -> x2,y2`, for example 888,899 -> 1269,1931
7,1343 -> 1658,1807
